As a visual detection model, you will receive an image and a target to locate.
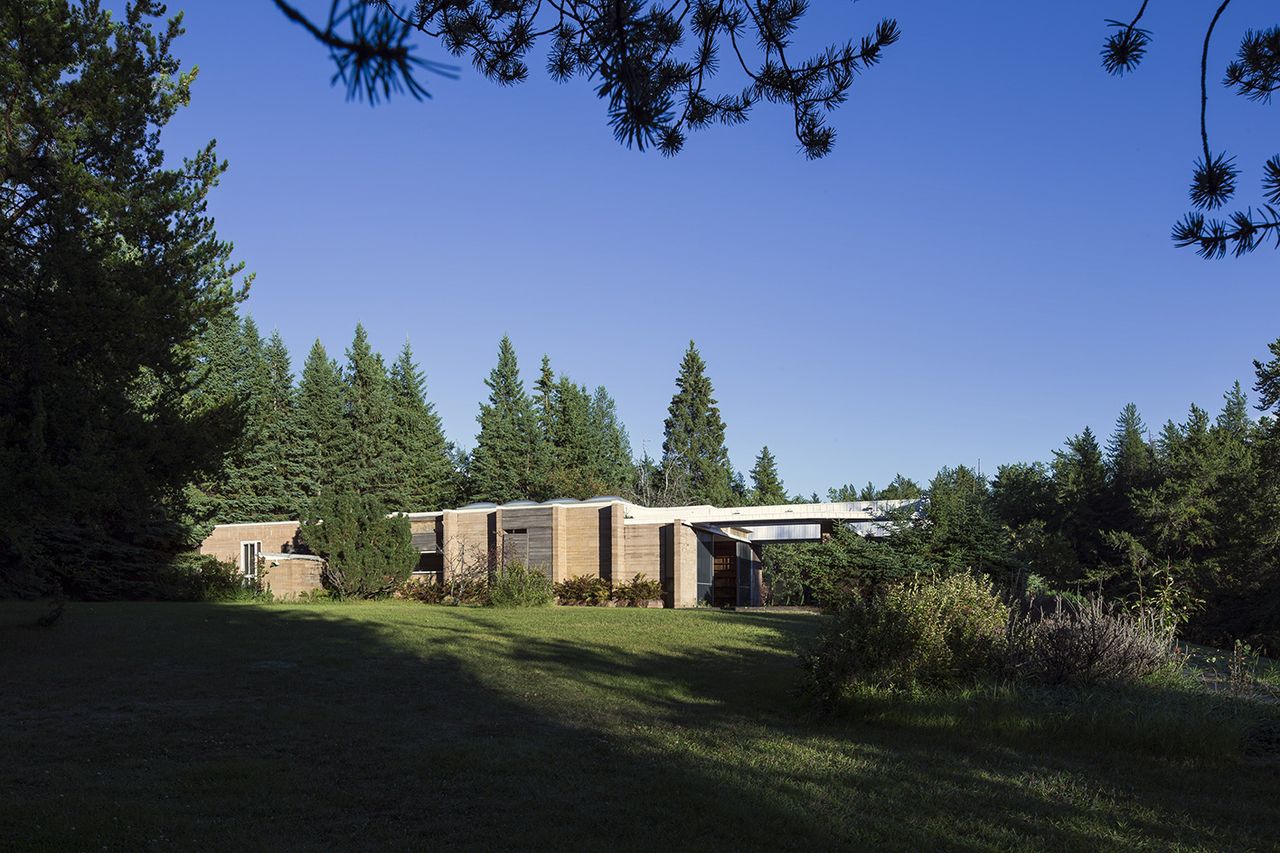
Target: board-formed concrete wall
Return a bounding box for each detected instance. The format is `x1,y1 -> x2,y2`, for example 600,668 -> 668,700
262,556 -> 323,599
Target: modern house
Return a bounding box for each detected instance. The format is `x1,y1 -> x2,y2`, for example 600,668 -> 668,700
198,497 -> 916,606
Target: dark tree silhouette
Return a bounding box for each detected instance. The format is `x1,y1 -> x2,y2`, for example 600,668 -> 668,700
1102,2 -> 1280,258
274,0 -> 899,158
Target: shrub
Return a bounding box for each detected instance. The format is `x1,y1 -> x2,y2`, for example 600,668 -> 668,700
555,575 -> 611,606
155,554 -> 270,602
1012,597 -> 1178,686
611,574 -> 664,607
488,562 -> 554,608
799,573 -> 1010,714
394,577 -> 444,604
300,491 -> 417,599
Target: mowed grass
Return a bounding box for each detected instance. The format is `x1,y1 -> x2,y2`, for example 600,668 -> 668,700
2,602 -> 1277,852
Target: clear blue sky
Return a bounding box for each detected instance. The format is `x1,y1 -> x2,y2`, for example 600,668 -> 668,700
160,1 -> 1275,498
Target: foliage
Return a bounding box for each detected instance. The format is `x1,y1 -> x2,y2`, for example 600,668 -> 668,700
749,446 -> 787,505
394,576 -> 444,604
555,575 -> 612,606
0,0 -> 247,595
468,336 -> 547,503
1101,5 -> 1280,256
662,341 -> 734,506
487,562 -> 555,608
1010,597 -> 1179,687
798,574 -> 1011,713
300,491 -> 416,598
611,574 -> 664,607
294,338 -> 351,505
276,0 -> 899,158
388,342 -> 458,511
154,554 -> 271,602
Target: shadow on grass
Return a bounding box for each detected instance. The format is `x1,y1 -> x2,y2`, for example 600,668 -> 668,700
0,602 -> 1277,851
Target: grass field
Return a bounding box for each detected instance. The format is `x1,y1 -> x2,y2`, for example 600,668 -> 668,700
2,601 -> 1277,851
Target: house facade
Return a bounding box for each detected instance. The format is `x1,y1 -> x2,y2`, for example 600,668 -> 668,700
198,497 -> 915,605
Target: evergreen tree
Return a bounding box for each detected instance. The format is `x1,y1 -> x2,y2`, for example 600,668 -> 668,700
184,312 -> 251,527
545,376 -> 597,498
1105,403 -> 1157,535
340,324 -> 399,505
295,339 -> 351,504
588,386 -> 634,495
750,446 -> 787,504
535,354 -> 555,440
878,474 -> 923,500
257,331 -> 306,516
468,336 -> 545,503
1051,426 -> 1109,571
389,342 -> 457,510
1,1 -> 245,595
662,342 -> 733,505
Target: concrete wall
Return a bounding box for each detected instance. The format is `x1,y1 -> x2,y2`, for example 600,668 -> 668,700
200,521 -> 302,570
262,556 -> 323,599
670,521 -> 698,608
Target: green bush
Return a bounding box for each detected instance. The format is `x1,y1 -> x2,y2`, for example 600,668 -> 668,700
611,573 -> 664,607
488,562 -> 554,608
300,491 -> 417,599
555,575 -> 611,606
799,573 -> 1010,713
157,554 -> 270,602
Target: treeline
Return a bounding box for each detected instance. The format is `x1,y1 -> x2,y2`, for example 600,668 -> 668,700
766,339 -> 1280,654
187,321 -> 799,528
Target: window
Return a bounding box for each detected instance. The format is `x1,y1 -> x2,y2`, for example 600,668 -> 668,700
501,529 -> 529,566
241,541 -> 262,581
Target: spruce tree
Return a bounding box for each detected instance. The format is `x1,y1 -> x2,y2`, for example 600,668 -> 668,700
389,342 -> 457,511
257,331 -> 306,516
749,446 -> 787,504
1105,403 -> 1157,535
184,311 -> 250,526
588,385 -> 634,495
341,324 -> 399,505
468,336 -> 544,503
662,342 -> 734,505
1051,426 -> 1109,570
295,339 -> 351,504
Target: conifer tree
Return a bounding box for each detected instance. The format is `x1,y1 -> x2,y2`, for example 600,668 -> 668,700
749,446 -> 787,505
257,331 -> 306,516
341,324 -> 399,505
1105,403 -> 1157,535
184,311 -> 250,526
588,385 -> 634,494
468,336 -> 544,503
546,376 -> 597,498
1052,426 -> 1109,570
295,339 -> 351,504
662,342 -> 734,505
389,342 -> 457,511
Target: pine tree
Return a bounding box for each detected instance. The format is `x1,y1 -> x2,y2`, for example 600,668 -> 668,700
340,324 -> 399,505
295,339 -> 351,504
389,342 -> 457,511
468,336 -> 544,503
662,342 -> 733,505
749,446 -> 787,504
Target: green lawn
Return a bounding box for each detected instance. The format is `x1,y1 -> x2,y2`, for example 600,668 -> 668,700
2,602 -> 1277,851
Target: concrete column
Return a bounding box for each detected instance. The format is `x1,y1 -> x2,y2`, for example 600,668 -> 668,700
670,520 -> 698,608
551,504 -> 568,583
442,512 -> 458,578
610,502 -> 625,584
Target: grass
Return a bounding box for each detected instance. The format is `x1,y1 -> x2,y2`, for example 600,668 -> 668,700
1,601 -> 1277,851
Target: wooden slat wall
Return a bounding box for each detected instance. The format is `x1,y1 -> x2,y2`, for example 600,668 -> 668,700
498,507 -> 554,571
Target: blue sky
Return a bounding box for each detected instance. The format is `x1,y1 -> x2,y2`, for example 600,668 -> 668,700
161,1 -> 1276,498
